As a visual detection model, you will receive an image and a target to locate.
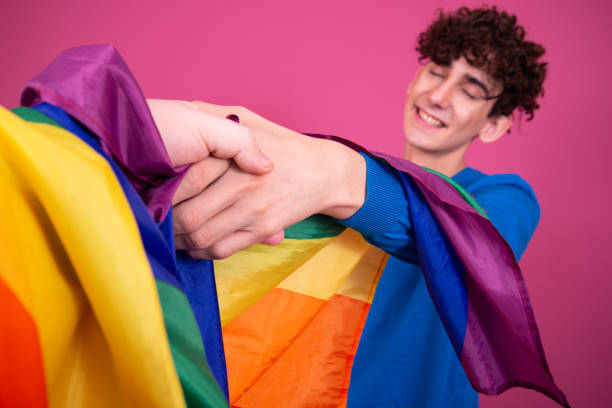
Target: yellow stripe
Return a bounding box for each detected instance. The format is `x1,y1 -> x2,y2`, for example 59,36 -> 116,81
336,248 -> 388,303
0,107 -> 185,407
215,237 -> 332,326
277,228 -> 373,300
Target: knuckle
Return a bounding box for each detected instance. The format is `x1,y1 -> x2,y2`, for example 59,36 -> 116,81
250,203 -> 274,221
233,177 -> 259,196
174,207 -> 197,232
257,219 -> 278,237
186,230 -> 211,250
208,245 -> 233,260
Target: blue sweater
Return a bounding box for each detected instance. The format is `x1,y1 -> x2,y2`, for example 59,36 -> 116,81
339,154 -> 540,408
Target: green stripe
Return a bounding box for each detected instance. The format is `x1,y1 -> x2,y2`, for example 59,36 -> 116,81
11,106 -> 63,127
423,167 -> 488,219
284,214 -> 346,239
156,281 -> 228,408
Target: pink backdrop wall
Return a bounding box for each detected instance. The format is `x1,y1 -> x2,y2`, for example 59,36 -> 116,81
2,0 -> 610,406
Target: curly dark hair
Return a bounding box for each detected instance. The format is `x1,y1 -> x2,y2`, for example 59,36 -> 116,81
416,6 -> 547,121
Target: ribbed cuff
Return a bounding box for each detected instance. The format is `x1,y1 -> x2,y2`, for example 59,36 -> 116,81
338,153 -> 406,238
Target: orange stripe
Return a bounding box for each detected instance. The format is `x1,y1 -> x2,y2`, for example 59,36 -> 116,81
0,278 -> 47,407
223,288 -> 325,402
224,288 -> 369,408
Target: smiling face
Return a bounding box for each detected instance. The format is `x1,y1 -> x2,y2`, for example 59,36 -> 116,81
403,57 -> 511,172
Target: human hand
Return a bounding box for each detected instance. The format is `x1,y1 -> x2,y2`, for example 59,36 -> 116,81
172,102 -> 366,259
147,98 -> 273,173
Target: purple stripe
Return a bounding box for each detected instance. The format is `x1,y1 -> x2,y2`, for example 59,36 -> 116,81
20,45 -> 185,221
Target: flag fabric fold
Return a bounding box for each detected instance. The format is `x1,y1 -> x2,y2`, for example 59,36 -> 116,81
0,106 -> 187,407
24,102 -> 228,407
18,43 -> 229,401
217,138 -> 569,407
20,44 -> 185,222
1,44 -> 568,408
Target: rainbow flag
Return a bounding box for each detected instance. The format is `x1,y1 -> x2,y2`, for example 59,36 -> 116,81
0,105 -> 225,407
215,151 -> 569,408
1,45 -> 228,407
1,45 -> 569,407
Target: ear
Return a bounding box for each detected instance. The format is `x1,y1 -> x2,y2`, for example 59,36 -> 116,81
478,114 -> 512,143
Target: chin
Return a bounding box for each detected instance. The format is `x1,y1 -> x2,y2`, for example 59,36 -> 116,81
404,133 -> 431,152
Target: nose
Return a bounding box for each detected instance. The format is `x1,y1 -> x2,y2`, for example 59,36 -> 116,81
428,78 -> 453,109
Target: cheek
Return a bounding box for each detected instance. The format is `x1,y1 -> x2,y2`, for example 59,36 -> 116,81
453,105 -> 488,132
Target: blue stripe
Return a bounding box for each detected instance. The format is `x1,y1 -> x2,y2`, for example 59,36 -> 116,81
176,253 -> 228,396
399,174 -> 468,353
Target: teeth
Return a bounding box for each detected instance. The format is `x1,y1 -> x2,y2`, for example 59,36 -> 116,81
418,108 -> 444,127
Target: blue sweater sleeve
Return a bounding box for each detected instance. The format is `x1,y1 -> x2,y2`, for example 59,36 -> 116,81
337,154 -> 540,262
338,153 -> 418,263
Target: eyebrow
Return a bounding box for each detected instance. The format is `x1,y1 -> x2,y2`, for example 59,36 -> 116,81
463,74 -> 491,97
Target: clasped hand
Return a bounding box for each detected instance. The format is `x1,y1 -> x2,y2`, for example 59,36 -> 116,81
150,99 -> 366,259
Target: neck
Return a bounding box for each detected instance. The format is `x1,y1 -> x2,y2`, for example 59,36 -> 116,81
403,144 -> 469,177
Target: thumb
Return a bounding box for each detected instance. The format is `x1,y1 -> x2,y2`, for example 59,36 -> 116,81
200,113 -> 273,174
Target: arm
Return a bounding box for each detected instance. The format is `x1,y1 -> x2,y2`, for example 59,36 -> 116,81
172,102 -> 539,261
172,102 -> 367,259
341,159 -> 540,261
337,153 -> 418,263
340,157 -> 540,261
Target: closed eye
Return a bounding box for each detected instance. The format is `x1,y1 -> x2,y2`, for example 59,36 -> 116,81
461,82 -> 486,100
462,89 -> 477,100
429,69 -> 445,79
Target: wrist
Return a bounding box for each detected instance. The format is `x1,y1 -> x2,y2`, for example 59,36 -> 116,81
317,139 -> 366,219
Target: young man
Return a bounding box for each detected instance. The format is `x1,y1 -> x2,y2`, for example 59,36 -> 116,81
171,6 -> 551,407
173,5 -> 545,277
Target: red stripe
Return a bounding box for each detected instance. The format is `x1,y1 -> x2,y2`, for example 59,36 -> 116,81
0,278 -> 47,407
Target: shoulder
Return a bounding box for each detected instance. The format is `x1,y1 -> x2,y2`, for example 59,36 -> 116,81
456,168 -> 539,211
455,168 -> 536,197
454,167 -> 540,260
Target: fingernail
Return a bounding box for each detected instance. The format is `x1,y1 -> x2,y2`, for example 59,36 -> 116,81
226,114 -> 240,123
260,153 -> 273,170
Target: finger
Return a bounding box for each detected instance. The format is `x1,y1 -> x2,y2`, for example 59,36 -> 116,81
198,115 -> 273,175
184,229 -> 284,260
174,200 -> 257,250
172,169 -> 243,235
188,230 -> 265,260
173,157 -> 230,206
261,230 -> 285,246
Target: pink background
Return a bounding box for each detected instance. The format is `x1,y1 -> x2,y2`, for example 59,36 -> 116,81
2,0 -> 610,406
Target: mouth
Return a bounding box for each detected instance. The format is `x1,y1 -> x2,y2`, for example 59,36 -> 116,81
416,107 -> 447,128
